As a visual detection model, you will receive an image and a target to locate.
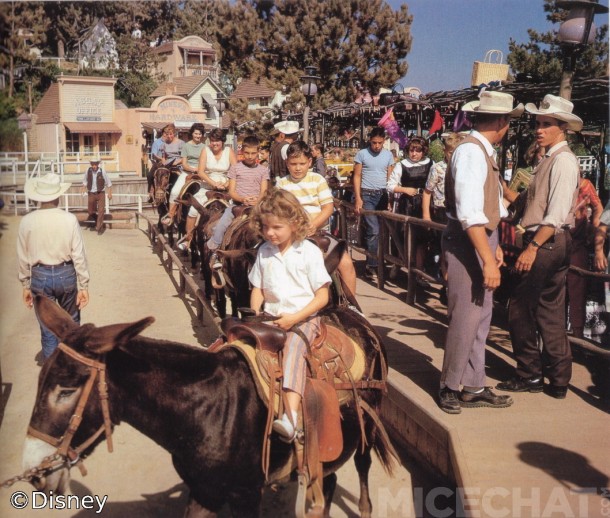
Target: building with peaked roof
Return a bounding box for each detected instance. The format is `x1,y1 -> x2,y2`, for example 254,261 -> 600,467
151,35 -> 219,81
28,75 -> 213,175
29,75 -> 122,172
230,77 -> 287,113
149,75 -> 226,129
74,19 -> 118,70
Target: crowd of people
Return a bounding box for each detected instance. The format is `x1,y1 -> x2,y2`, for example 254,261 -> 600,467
18,90 -> 606,423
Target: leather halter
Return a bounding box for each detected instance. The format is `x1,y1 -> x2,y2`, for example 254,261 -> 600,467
27,343 -> 114,473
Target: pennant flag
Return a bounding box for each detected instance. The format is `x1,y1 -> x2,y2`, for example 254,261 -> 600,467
428,110 -> 443,135
378,108 -> 408,149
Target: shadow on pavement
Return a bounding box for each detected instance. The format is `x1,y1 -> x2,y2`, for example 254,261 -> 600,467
517,442 -> 609,494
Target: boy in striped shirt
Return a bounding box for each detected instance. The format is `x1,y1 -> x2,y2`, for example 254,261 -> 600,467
277,141 -> 358,300
207,135 -> 269,268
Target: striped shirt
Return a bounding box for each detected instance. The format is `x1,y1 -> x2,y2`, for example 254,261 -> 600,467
277,171 -> 333,217
228,161 -> 269,198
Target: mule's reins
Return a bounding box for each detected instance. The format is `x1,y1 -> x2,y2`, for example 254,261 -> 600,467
2,343 -> 114,488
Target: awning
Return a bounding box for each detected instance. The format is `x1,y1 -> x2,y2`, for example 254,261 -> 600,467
178,45 -> 215,54
141,121 -> 168,132
201,93 -> 216,107
64,122 -> 122,134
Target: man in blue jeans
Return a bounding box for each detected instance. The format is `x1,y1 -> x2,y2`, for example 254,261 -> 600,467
353,127 -> 395,276
18,173 -> 90,363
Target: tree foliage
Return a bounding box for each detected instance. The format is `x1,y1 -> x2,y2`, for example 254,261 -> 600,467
507,0 -> 608,83
3,0 -> 413,119
0,1 -> 48,97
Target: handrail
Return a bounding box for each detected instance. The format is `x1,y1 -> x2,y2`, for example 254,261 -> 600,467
0,188 -> 147,216
334,195 -> 610,358
136,212 -> 221,332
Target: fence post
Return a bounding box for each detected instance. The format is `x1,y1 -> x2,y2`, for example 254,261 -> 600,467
406,219 -> 416,305
378,214 -> 388,289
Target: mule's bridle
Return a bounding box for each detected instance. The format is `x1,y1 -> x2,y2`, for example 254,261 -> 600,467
2,343 -> 114,488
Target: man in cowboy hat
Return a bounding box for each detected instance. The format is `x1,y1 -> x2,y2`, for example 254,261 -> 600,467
497,94 -> 583,400
81,156 -> 112,235
18,173 -> 90,363
438,90 -> 523,414
269,120 -> 301,183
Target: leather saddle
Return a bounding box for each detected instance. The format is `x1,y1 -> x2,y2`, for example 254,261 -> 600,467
217,317 -> 365,464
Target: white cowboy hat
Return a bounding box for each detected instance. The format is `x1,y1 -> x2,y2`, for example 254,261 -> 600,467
461,91 -> 524,118
90,156 -> 102,164
24,173 -> 72,202
525,94 -> 583,132
273,120 -> 302,135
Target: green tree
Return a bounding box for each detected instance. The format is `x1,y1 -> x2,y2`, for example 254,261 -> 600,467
507,0 -> 608,83
253,0 -> 413,108
0,1 -> 48,98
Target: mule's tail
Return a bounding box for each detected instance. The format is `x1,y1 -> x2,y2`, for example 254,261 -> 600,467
361,400 -> 399,476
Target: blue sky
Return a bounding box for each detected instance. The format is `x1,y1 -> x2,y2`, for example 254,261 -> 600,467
387,0 -> 609,93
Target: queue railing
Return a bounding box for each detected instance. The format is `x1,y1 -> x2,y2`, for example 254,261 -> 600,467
334,196 -> 610,358
136,212 -> 221,332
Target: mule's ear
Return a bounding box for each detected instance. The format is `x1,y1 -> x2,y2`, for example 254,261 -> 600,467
86,317 -> 155,354
324,240 -> 347,275
34,296 -> 79,339
245,249 -> 258,265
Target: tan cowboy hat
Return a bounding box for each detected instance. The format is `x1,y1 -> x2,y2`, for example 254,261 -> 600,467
461,91 -> 524,118
24,173 -> 72,202
273,120 -> 302,135
525,94 -> 583,132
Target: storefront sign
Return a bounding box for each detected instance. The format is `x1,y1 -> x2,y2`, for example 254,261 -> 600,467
144,97 -> 201,124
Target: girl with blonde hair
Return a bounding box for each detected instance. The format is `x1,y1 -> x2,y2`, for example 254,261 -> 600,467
249,189 -> 331,442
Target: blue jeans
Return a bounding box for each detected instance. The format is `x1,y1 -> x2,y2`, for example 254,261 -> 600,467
208,206 -> 235,250
361,190 -> 388,268
31,263 -> 80,358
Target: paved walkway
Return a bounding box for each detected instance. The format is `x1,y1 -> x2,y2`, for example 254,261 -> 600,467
352,252 -> 610,517
0,213 -> 424,518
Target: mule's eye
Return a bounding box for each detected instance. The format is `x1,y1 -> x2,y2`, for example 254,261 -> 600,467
57,388 -> 77,400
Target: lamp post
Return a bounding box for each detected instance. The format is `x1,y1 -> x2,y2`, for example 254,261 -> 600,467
556,0 -> 608,100
216,91 -> 226,129
52,115 -> 61,175
300,66 -> 320,143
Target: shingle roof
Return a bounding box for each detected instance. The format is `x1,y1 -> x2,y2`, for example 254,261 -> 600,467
150,42 -> 174,54
231,78 -> 275,100
150,76 -> 208,98
33,83 -> 60,124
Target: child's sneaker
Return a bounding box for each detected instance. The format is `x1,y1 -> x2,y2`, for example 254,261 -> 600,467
272,413 -> 296,443
210,253 -> 222,270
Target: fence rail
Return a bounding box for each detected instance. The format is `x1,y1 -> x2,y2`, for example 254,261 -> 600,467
137,212 -> 221,332
0,187 -> 147,215
334,196 -> 610,358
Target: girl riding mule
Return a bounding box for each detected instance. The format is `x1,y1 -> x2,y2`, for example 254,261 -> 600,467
18,296 -> 396,517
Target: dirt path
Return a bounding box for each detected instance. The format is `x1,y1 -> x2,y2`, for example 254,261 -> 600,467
0,213 -> 433,517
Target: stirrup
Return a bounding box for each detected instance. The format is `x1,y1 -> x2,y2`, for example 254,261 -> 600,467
211,268 -> 225,289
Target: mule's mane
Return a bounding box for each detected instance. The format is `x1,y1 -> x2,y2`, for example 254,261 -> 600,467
114,335 -> 227,375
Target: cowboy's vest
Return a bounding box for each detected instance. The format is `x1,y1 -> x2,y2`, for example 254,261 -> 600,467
269,141 -> 288,182
86,167 -> 106,192
521,144 -> 579,230
445,135 -> 501,232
